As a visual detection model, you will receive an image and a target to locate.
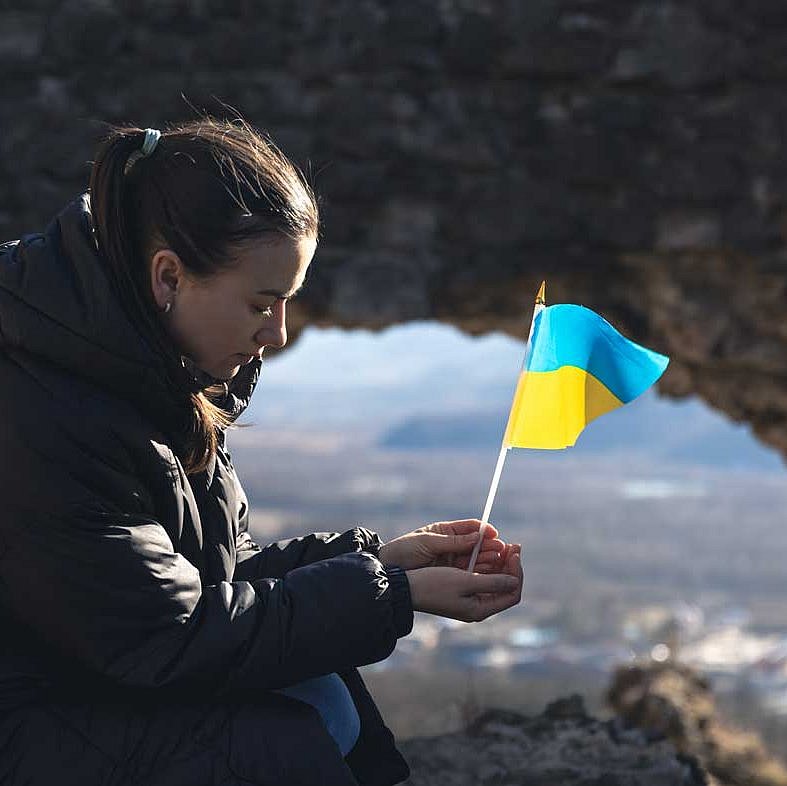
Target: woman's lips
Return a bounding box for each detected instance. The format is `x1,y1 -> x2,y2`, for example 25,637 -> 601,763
234,349 -> 264,364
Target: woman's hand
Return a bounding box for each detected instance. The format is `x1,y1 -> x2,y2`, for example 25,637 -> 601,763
406,543 -> 523,623
378,519 -> 508,572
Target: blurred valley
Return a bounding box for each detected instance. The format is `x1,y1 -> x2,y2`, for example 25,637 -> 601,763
228,324 -> 787,753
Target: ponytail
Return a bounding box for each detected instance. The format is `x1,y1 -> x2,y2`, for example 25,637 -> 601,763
186,387 -> 237,474
89,128 -> 165,354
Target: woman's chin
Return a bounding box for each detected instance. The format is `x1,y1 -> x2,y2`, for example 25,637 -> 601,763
207,354 -> 256,381
206,361 -> 241,381
222,364 -> 242,379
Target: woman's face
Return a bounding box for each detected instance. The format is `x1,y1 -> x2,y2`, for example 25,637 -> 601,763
150,234 -> 317,381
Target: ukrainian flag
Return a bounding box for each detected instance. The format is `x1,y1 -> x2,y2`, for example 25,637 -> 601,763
503,304 -> 670,449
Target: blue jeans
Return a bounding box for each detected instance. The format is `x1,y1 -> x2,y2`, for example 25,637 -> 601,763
273,673 -> 361,756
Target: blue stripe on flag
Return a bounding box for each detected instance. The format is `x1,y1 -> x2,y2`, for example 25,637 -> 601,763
525,304 -> 669,403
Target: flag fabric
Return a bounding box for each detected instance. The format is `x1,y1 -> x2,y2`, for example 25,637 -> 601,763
502,304 -> 670,450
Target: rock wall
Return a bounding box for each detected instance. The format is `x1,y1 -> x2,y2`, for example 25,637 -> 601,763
2,1 -> 787,455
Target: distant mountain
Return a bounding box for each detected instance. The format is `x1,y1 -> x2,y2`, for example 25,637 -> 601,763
379,395 -> 784,472
380,412 -> 504,452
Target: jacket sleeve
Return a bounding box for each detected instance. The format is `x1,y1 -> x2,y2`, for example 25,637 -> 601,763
0,417 -> 413,701
233,522 -> 385,582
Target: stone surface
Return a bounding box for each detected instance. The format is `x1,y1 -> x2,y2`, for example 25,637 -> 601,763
400,692 -> 709,786
3,1 -> 787,458
396,663 -> 787,786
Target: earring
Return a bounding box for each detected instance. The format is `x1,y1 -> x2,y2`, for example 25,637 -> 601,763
163,301 -> 173,314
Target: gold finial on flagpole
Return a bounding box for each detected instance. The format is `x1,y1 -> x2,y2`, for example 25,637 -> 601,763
535,280 -> 546,305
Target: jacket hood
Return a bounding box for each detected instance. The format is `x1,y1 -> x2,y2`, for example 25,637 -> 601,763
0,192 -> 263,437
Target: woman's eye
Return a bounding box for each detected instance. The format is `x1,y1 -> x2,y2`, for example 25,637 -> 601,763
253,305 -> 274,317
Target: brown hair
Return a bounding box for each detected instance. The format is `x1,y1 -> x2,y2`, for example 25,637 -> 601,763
88,115 -> 319,474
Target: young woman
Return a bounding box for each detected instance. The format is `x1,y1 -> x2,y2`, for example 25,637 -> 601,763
0,117 -> 522,786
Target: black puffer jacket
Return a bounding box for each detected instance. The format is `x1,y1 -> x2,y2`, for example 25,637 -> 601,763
0,193 -> 413,785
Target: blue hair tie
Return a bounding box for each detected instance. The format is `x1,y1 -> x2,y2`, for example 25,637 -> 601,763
140,128 -> 161,157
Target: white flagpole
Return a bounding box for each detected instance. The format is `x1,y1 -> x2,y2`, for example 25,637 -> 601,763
467,281 -> 546,573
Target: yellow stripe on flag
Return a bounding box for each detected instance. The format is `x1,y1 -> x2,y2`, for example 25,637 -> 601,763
502,366 -> 624,449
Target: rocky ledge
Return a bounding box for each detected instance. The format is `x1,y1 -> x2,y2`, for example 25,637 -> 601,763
402,693 -> 706,786
400,663 -> 787,786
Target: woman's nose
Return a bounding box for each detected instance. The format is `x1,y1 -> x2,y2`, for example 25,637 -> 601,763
256,299 -> 287,350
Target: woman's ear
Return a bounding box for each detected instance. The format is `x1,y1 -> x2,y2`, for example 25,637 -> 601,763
149,248 -> 184,310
